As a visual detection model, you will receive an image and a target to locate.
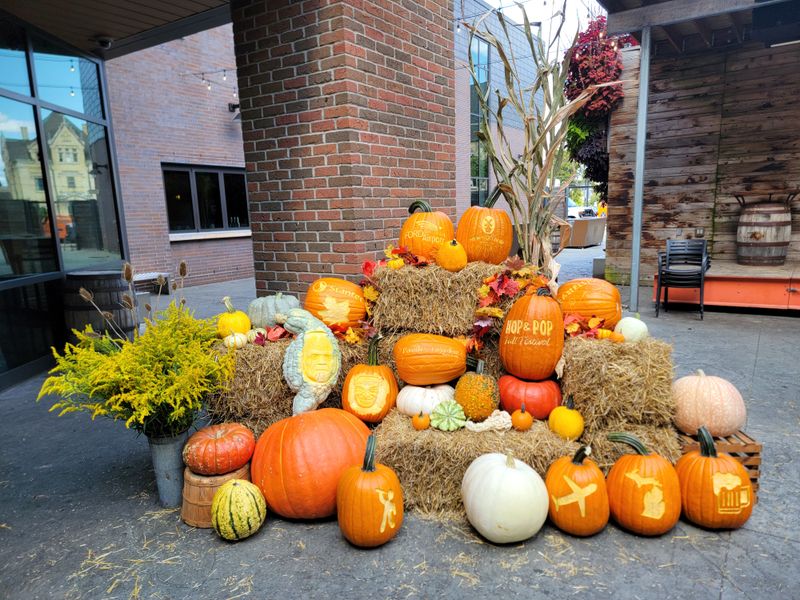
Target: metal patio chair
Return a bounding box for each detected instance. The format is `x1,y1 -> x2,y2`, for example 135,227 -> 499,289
655,239 -> 711,320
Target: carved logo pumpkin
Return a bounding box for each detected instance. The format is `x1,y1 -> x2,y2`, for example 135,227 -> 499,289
456,206 -> 513,264
545,446 -> 609,537
304,277 -> 366,330
556,278 -> 622,328
398,200 -> 454,261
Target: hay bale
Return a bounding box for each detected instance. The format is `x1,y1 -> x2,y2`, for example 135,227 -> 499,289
374,410 -> 578,519
561,337 -> 675,433
371,262 -> 505,336
583,423 -> 682,471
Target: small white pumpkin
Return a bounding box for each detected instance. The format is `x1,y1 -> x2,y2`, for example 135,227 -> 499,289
461,452 -> 548,544
614,315 -> 649,342
247,327 -> 268,343
223,332 -> 248,349
396,384 -> 454,417
673,370 -> 746,437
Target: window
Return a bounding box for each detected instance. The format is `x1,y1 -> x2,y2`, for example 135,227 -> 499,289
470,37 -> 490,207
35,177 -> 44,191
163,165 -> 249,233
66,176 -> 76,188
58,147 -> 78,163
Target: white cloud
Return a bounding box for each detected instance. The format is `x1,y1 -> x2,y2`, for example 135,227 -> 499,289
0,113 -> 34,137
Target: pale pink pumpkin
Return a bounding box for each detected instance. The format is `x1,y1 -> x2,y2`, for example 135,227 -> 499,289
673,370 -> 746,437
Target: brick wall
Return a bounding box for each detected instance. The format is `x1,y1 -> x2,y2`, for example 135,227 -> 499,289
105,25 -> 255,286
231,0 -> 456,296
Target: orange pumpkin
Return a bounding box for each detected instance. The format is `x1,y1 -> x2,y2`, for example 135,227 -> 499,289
498,376 -> 561,420
337,434 -> 404,547
342,336 -> 398,423
605,433 -> 681,536
676,426 -> 753,530
250,408 -> 369,519
182,423 -> 255,476
398,200 -> 454,261
499,287 -> 564,381
411,411 -> 431,431
556,278 -> 622,328
545,446 -> 609,537
304,277 -> 367,330
436,239 -> 468,272
392,333 -> 476,386
455,206 -> 513,264
511,403 -> 534,431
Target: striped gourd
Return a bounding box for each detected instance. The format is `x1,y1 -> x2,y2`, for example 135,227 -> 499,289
211,479 -> 267,541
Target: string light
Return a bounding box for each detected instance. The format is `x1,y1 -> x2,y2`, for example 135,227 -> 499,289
223,70 -> 227,81
69,60 -> 75,72
69,87 -> 75,96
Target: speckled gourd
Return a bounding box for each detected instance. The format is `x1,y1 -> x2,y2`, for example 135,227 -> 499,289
277,308 -> 341,415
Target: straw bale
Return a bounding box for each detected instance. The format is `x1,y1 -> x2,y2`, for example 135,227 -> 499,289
374,409 -> 578,519
371,262 -> 505,336
583,422 -> 682,472
561,337 -> 675,433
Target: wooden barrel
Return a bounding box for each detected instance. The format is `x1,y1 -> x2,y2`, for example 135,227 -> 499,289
736,202 -> 791,266
181,463 -> 251,528
63,271 -> 138,340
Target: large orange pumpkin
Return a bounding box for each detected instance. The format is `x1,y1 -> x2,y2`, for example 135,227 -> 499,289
605,433 -> 681,536
337,434 -> 404,547
498,375 -> 561,420
398,200 -> 454,261
556,278 -> 622,328
676,426 -> 753,530
545,446 -> 609,537
342,336 -> 398,423
455,206 -> 513,264
250,408 -> 369,519
304,277 -> 366,330
182,423 -> 255,476
392,334 -> 476,385
499,287 -> 564,381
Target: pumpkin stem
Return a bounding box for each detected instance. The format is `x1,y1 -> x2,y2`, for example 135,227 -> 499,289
697,426 -> 718,458
607,432 -> 650,455
222,296 -> 235,313
696,369 -> 706,377
505,452 -> 516,469
408,200 -> 433,214
536,287 -> 551,297
362,434 -> 377,472
564,394 -> 575,410
572,445 -> 591,464
465,355 -> 480,371
474,359 -> 485,375
367,334 -> 383,366
520,402 -> 526,414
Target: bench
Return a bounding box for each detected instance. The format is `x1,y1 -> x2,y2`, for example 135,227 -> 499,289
133,272 -> 171,294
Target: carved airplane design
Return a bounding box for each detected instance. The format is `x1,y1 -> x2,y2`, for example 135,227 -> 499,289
552,475 -> 598,518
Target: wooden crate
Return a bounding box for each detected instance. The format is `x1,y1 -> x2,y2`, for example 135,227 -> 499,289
679,430 -> 761,502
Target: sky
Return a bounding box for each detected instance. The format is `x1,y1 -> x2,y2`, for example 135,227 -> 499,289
481,0 -> 606,53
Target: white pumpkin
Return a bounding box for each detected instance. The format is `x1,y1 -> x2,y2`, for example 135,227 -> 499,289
461,452 -> 548,544
614,315 -> 648,342
673,370 -> 746,437
223,332 -> 248,349
396,384 -> 454,417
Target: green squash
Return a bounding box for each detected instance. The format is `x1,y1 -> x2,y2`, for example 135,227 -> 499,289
211,479 -> 266,541
279,308 -> 341,414
248,293 -> 300,328
430,399 -> 467,431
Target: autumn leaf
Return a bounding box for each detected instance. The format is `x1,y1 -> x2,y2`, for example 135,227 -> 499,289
253,332 -> 266,346
344,327 -> 364,345
587,316 -> 605,329
362,260 -> 377,278
387,258 -> 404,270
475,306 -> 505,319
266,326 -> 290,341
478,284 -> 491,299
362,285 -> 379,302
489,274 -> 520,298
504,256 -> 526,271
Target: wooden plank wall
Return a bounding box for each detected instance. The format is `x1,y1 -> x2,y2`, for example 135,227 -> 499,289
606,43 -> 800,284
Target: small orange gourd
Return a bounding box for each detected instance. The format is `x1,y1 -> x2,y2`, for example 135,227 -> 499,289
411,411 -> 431,431
511,403 -> 533,431
545,446 -> 609,537
436,239 -> 468,272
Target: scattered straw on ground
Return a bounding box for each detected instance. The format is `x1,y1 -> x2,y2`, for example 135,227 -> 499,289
371,262 -> 505,337
561,337 -> 675,433
374,410 -> 578,519
583,422 -> 682,471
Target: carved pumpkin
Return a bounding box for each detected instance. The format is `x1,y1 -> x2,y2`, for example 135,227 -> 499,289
396,384 -> 454,416
392,334 -> 476,386
545,446 -> 609,537
499,287 -> 564,381
247,293 -> 300,328
461,452 -> 548,544
278,308 -> 341,414
342,336 -> 398,423
337,434 -> 404,547
676,426 -> 753,530
398,200 -> 454,261
304,277 -> 366,330
250,408 -> 369,519
556,278 -> 622,328
455,205 -> 513,264
498,375 -> 561,420
454,361 -> 499,422
605,433 -> 681,536
548,395 -> 584,440
182,423 -> 255,476
217,296 -> 251,338
436,239 -> 468,272
673,370 -> 747,437
511,403 -> 533,431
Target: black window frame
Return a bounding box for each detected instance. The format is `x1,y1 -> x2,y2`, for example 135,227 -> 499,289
470,35 -> 490,207
161,164 -> 250,233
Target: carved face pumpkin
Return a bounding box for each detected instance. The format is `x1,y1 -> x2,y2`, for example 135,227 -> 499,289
342,336 -> 398,423
301,331 -> 337,384
337,434 -> 404,547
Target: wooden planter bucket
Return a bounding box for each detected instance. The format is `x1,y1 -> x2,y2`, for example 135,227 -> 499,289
735,193 -> 794,266
181,463 -> 250,528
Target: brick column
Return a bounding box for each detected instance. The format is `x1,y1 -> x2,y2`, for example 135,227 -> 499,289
231,0 -> 456,295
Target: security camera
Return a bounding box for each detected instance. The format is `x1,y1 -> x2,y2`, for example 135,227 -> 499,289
94,36 -> 114,50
